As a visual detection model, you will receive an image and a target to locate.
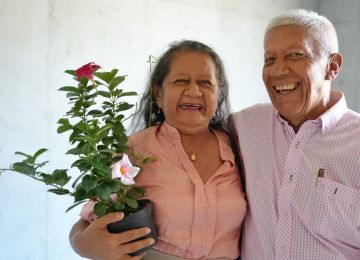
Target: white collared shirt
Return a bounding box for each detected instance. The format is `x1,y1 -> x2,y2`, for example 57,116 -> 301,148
232,90 -> 360,259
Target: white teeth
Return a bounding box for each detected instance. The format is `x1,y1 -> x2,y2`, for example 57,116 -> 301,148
275,84 -> 296,91
181,103 -> 202,108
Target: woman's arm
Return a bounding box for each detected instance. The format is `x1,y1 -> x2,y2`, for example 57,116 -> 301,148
70,212 -> 154,260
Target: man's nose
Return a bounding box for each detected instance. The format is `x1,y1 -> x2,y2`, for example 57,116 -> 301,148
270,59 -> 290,77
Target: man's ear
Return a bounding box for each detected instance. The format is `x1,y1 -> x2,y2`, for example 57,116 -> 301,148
325,53 -> 343,80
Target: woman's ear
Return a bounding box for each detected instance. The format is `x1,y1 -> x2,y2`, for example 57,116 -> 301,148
325,53 -> 343,80
152,85 -> 162,108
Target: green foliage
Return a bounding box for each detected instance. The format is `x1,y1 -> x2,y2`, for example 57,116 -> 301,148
0,65 -> 151,217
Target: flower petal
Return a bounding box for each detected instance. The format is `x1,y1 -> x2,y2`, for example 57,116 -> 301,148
127,166 -> 140,178
120,175 -> 135,185
111,161 -> 122,179
121,154 -> 132,167
75,62 -> 101,81
80,200 -> 97,223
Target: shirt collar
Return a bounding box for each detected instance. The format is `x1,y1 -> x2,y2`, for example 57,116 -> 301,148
318,90 -> 347,133
159,121 -> 234,164
275,90 -> 348,134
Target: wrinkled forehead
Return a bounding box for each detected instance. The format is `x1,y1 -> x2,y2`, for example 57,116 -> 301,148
264,25 -> 321,55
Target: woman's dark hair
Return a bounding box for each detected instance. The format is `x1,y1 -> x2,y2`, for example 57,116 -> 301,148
130,40 -> 231,133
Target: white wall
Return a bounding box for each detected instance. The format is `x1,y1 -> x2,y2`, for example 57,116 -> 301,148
318,0 -> 360,112
4,0 -> 357,259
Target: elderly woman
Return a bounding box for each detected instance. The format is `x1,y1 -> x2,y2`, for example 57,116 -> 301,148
70,40 -> 246,260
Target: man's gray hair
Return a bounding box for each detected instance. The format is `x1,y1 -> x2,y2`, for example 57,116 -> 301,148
265,9 -> 338,55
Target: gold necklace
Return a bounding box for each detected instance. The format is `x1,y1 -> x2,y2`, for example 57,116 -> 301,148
190,151 -> 197,161
185,149 -> 200,161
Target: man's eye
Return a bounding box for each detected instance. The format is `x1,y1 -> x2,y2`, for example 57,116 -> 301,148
264,57 -> 275,65
288,52 -> 304,58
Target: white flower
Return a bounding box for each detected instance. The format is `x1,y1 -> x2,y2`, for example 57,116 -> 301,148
111,154 -> 140,185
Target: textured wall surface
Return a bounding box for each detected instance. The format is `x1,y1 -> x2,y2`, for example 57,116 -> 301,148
319,0 -> 360,111
1,0 -> 357,259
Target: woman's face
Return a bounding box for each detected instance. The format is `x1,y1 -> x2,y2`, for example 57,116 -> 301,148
156,51 -> 219,134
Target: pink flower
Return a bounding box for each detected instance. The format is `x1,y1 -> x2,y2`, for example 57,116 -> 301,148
79,200 -> 97,223
80,194 -> 119,222
75,62 -> 101,81
111,154 -> 140,185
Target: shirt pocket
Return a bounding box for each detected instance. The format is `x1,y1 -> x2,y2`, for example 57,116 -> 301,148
316,177 -> 360,243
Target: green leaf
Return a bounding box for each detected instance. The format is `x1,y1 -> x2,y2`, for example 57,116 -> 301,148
14,151 -> 35,164
81,175 -> 98,192
48,188 -> 70,195
109,76 -> 126,90
66,200 -> 86,213
74,185 -> 89,202
97,91 -> 111,98
66,147 -> 83,155
96,184 -> 112,200
96,125 -> 111,142
98,148 -> 115,154
35,160 -> 49,169
57,124 -> 72,134
91,160 -> 110,177
83,100 -> 96,108
58,86 -> 80,93
66,143 -> 92,156
66,92 -> 80,98
71,171 -> 88,188
12,162 -> 36,176
115,114 -> 125,122
40,173 -> 53,184
143,156 -> 156,164
77,136 -> 96,143
94,72 -> 112,84
65,70 -> 76,76
124,197 -> 138,209
102,136 -> 114,146
113,200 -> 125,211
94,201 -> 107,217
14,151 -> 31,158
109,69 -> 119,79
33,148 -> 48,160
79,76 -> 89,86
113,143 -> 129,154
120,91 -> 137,97
51,169 -> 71,186
116,102 -> 134,112
87,109 -> 103,117
57,118 -> 72,134
74,121 -> 89,133
103,109 -> 114,117
132,186 -> 145,196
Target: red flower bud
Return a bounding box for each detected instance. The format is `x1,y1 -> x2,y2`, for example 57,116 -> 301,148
75,62 -> 101,81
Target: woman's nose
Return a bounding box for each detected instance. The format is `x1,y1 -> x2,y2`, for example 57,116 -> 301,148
185,82 -> 203,97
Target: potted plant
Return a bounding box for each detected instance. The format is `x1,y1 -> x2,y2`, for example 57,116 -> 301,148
0,62 -> 157,256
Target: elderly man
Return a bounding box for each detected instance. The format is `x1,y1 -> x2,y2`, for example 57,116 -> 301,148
232,9 -> 360,259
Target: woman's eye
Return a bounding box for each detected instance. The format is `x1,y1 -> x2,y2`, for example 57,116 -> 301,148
173,79 -> 189,84
198,80 -> 213,86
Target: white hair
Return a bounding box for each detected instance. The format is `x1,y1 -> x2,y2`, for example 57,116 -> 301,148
265,9 -> 339,55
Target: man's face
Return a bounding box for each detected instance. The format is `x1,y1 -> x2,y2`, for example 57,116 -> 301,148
262,25 -> 331,129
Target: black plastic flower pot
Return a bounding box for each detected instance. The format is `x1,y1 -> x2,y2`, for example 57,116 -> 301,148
107,199 -> 157,256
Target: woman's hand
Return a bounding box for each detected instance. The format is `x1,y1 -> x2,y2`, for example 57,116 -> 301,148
70,212 -> 154,260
